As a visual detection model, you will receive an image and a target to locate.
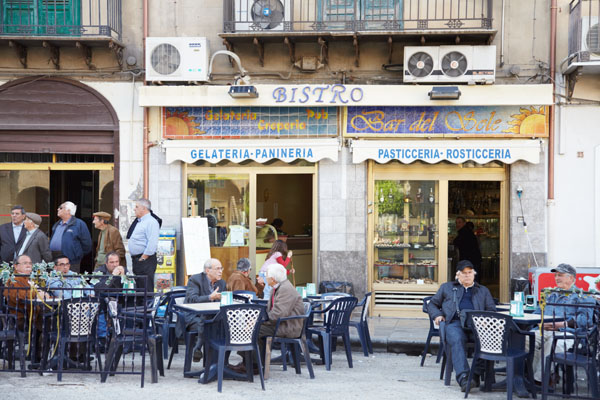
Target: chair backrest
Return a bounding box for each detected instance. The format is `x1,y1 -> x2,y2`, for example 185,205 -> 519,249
324,296 -> 358,335
63,297 -> 100,337
220,304 -> 265,346
422,296 -> 438,332
468,311 -> 512,355
357,292 -> 372,322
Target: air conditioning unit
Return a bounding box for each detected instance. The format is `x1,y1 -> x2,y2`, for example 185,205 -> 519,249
145,37 -> 210,82
581,17 -> 600,61
234,0 -> 291,31
404,45 -> 496,84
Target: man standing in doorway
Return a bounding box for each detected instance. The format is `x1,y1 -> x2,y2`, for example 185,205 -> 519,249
0,205 -> 27,264
453,217 -> 482,278
92,211 -> 126,268
49,201 -> 93,273
128,198 -> 159,294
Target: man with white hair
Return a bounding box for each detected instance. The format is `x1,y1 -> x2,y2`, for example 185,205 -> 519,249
49,201 -> 92,273
128,198 -> 160,294
183,258 -> 226,362
18,212 -> 52,263
259,263 -> 305,339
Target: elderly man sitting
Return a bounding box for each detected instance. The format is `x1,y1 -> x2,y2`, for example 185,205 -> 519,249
183,258 -> 226,362
530,263 -> 596,383
260,263 -> 305,340
226,257 -> 264,298
427,260 -> 496,391
47,255 -> 93,299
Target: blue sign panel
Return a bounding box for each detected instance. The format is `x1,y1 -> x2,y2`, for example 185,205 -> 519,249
164,106 -> 337,139
345,106 -> 548,137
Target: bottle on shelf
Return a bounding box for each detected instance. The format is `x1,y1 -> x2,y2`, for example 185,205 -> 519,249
416,187 -> 423,203
428,187 -> 435,204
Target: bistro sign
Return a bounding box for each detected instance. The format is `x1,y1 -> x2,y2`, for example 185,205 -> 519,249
345,106 -> 548,138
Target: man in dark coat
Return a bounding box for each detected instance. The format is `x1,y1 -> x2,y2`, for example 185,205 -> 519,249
453,217 -> 482,275
183,258 -> 226,362
0,205 -> 27,264
49,201 -> 92,273
428,260 -> 496,391
18,212 -> 52,264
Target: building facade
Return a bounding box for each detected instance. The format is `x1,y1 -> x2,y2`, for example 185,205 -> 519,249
3,1 -> 599,316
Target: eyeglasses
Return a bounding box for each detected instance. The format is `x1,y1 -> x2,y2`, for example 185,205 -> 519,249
17,261 -> 33,266
211,267 -> 223,271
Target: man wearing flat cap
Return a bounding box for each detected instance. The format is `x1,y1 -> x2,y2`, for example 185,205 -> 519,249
18,212 -> 52,264
530,263 -> 596,382
93,211 -> 125,268
428,260 -> 496,392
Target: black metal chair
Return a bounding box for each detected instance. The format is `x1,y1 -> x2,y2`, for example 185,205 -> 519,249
464,311 -> 536,400
203,303 -> 266,392
421,295 -> 443,366
307,296 -> 358,371
542,322 -> 599,398
350,292 -> 373,357
264,301 -> 314,379
101,297 -> 164,384
0,287 -> 26,377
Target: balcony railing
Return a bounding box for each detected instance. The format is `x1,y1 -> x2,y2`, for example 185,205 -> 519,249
0,0 -> 121,40
569,0 -> 600,60
223,0 -> 493,33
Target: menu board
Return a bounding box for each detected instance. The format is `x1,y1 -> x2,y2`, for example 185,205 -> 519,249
181,217 -> 211,276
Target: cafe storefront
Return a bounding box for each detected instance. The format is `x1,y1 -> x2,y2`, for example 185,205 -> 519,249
140,83 -> 553,314
151,101 -> 342,284
346,103 -> 551,317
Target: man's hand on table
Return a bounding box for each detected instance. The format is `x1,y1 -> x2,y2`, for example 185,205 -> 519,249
209,288 -> 221,301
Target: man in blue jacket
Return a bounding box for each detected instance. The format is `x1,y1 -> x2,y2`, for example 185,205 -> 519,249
428,260 -> 496,392
49,201 -> 92,273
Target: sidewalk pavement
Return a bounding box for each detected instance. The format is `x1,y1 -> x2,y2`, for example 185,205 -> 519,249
349,317 -> 437,356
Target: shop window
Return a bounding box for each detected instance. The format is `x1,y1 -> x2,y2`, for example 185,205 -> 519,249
374,179 -> 438,285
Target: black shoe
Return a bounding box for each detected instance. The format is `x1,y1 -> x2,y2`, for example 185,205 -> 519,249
193,348 -> 203,362
459,375 -> 475,393
473,374 -> 480,388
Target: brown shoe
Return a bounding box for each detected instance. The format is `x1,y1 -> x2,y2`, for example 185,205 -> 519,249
228,362 -> 246,373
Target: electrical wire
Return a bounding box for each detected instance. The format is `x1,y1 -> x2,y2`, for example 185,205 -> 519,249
517,190 -> 539,268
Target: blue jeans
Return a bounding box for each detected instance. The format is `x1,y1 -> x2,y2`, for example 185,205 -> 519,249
445,320 -> 471,383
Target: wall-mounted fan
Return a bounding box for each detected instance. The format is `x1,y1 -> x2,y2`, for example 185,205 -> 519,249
251,0 -> 285,30
441,51 -> 468,77
407,52 -> 434,78
150,43 -> 181,75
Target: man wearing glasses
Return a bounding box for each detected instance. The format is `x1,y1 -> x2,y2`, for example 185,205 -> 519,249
183,258 -> 226,362
49,201 -> 92,274
47,255 -> 92,300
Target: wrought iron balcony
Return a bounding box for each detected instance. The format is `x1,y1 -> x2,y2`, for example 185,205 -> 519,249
0,0 -> 121,40
223,0 -> 494,34
568,0 -> 600,65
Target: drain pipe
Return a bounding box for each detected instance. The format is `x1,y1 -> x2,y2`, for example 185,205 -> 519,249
500,0 -> 506,67
143,0 -> 149,198
548,0 -> 557,200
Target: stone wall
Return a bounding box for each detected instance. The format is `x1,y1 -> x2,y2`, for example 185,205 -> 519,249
318,147 -> 368,296
509,152 -> 548,279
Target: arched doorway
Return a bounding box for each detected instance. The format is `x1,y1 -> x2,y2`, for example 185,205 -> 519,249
0,76 -> 120,272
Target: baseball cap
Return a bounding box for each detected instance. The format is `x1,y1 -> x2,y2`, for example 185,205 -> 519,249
551,263 -> 576,277
456,260 -> 474,272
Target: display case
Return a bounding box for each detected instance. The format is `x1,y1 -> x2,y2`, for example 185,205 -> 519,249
373,180 -> 439,286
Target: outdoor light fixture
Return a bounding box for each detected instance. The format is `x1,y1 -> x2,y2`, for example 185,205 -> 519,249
428,86 -> 461,100
228,85 -> 259,98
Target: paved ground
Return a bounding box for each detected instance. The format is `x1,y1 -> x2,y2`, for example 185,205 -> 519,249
0,349 -> 510,400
